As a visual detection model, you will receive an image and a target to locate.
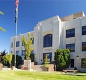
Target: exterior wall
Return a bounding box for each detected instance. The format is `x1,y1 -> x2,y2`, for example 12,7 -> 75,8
10,32 -> 34,59
34,16 -> 61,64
10,12 -> 86,72
62,16 -> 86,72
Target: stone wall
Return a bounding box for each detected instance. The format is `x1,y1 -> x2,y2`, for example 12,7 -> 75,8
21,62 -> 54,71
48,64 -> 54,71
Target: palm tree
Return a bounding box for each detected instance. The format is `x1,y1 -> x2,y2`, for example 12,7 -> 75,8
0,11 -> 5,32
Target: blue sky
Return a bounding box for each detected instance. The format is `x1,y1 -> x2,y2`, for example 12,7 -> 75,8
0,0 -> 86,53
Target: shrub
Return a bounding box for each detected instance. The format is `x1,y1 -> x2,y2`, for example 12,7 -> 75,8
30,54 -> 34,62
2,53 -> 12,68
74,67 -> 77,70
54,49 -> 70,71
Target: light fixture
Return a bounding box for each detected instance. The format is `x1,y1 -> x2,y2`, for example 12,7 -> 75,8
76,55 -> 79,59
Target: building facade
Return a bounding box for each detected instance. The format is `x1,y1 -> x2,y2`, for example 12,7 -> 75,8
10,11 -> 86,72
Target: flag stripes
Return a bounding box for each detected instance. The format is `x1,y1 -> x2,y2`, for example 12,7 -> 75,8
15,0 -> 19,23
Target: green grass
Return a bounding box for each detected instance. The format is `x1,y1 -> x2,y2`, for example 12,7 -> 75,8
0,70 -> 86,80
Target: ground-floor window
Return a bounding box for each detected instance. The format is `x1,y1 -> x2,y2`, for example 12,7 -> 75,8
81,58 -> 85,68
70,59 -> 74,68
22,50 -> 25,56
43,53 -> 52,62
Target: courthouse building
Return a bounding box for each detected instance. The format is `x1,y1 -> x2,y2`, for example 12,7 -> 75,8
10,11 -> 86,71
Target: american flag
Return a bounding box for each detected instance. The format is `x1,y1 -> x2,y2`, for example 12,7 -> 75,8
15,0 -> 19,10
15,0 -> 19,23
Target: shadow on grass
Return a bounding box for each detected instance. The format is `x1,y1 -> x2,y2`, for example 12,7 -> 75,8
62,72 -> 86,76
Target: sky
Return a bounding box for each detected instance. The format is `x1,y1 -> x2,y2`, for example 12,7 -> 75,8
0,0 -> 86,53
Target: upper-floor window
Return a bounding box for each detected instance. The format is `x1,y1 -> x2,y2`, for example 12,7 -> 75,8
11,51 -> 12,53
31,38 -> 34,44
11,42 -> 13,48
66,28 -> 75,38
66,43 -> 75,52
82,42 -> 86,51
32,38 -> 34,44
16,41 -> 20,47
43,34 -> 52,47
16,50 -> 19,55
82,26 -> 86,35
22,50 -> 25,56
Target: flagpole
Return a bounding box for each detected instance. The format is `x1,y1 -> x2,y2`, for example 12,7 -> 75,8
15,0 -> 19,68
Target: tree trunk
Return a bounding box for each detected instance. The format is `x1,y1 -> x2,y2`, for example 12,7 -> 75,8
10,63 -> 11,68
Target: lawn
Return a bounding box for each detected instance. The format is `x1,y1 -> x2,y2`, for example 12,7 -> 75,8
0,70 -> 86,80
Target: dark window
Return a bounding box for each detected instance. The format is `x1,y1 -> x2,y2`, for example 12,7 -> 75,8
11,42 -> 13,48
66,43 -> 75,52
31,38 -> 34,44
66,28 -> 75,38
16,41 -> 20,47
31,50 -> 34,54
81,58 -> 85,68
16,51 -> 19,55
43,34 -> 52,47
70,59 -> 74,68
82,42 -> 86,51
22,50 -> 25,56
82,26 -> 86,35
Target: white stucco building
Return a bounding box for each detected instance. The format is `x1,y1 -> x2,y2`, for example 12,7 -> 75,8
10,11 -> 86,72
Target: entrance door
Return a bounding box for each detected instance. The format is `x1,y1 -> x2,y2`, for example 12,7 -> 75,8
70,59 -> 74,68
43,53 -> 52,62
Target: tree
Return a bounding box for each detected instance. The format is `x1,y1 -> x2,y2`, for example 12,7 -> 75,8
54,49 -> 70,70
43,55 -> 49,69
11,55 -> 22,68
21,33 -> 33,60
3,53 -> 12,68
82,58 -> 86,69
0,11 -> 5,32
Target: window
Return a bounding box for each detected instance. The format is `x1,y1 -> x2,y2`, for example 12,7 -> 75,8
31,38 -> 34,44
11,51 -> 12,53
16,41 -> 20,47
82,42 -> 86,51
22,50 -> 25,56
82,26 -> 86,35
31,50 -> 34,54
81,58 -> 85,68
66,28 -> 75,38
11,42 -> 13,48
16,51 -> 19,55
43,34 -> 52,47
32,38 -> 34,44
70,59 -> 74,68
66,43 -> 75,52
